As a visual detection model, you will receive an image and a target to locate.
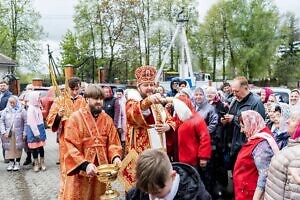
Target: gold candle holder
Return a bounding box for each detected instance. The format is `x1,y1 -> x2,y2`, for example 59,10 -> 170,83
97,164 -> 120,200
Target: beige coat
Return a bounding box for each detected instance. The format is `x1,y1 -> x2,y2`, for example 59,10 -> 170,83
264,138 -> 300,200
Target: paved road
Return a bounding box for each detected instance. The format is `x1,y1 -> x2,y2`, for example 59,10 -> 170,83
0,130 -> 233,200
0,129 -> 125,200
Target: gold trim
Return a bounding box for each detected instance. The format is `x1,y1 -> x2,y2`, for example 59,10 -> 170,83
140,97 -> 152,110
118,149 -> 139,192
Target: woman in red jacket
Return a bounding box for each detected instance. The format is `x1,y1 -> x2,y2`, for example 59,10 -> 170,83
233,110 -> 279,200
173,96 -> 212,170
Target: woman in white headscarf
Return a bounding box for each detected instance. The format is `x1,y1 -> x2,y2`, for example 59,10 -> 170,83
26,91 -> 47,172
0,96 -> 27,171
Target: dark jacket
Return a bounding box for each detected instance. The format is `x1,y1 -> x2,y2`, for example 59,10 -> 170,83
225,92 -> 265,168
103,96 -> 119,127
127,162 -> 211,200
166,77 -> 181,97
0,90 -> 12,111
275,132 -> 290,150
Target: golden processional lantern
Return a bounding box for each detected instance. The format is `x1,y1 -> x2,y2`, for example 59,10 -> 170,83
49,62 -> 74,121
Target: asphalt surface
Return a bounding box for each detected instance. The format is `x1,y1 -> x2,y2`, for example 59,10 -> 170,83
0,129 -> 233,200
0,129 -> 125,200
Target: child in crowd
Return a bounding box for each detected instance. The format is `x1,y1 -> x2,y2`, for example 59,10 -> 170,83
26,91 -> 47,172
127,149 -> 211,200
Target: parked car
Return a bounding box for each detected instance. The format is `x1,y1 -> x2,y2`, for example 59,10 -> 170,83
19,86 -> 50,110
250,87 -> 291,104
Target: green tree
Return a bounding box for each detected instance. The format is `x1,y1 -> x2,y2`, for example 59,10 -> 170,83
202,0 -> 279,80
60,30 -> 81,69
0,0 -> 43,72
274,12 -> 300,86
202,4 -> 223,81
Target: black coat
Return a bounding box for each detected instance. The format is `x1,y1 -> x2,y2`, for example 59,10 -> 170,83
103,96 -> 117,119
127,162 -> 211,200
225,92 -> 265,169
0,90 -> 12,111
166,78 -> 181,97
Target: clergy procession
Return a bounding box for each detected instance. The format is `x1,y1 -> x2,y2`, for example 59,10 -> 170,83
0,65 -> 299,200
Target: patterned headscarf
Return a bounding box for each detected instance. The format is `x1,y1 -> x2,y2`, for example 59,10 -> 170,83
241,110 -> 266,138
241,110 -> 279,153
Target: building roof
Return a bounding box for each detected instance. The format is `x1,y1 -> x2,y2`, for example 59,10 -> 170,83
0,53 -> 17,67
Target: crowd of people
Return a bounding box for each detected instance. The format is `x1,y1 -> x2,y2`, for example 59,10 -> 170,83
0,65 -> 300,200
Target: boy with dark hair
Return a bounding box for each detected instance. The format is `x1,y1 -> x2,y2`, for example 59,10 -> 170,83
127,149 -> 211,200
67,77 -> 81,89
46,76 -> 86,199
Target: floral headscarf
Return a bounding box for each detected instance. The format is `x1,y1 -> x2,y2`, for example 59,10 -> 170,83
241,110 -> 266,138
241,110 -> 279,153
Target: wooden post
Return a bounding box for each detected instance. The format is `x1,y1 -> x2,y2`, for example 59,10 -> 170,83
64,64 -> 74,81
98,67 -> 107,83
9,77 -> 20,95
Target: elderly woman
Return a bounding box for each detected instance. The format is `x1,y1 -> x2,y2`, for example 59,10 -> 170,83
173,95 -> 211,168
260,87 -> 274,115
233,110 -> 278,200
289,89 -> 300,107
268,103 -> 291,149
193,87 -> 228,198
0,96 -> 27,171
260,87 -> 273,104
265,109 -> 300,199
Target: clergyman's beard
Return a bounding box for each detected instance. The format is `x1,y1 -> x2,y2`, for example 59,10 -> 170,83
89,105 -> 102,118
140,92 -> 147,99
140,90 -> 153,99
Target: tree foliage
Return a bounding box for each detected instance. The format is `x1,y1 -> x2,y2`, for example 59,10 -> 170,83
200,0 -> 279,81
0,0 -> 43,72
274,12 -> 300,86
59,0 -> 299,86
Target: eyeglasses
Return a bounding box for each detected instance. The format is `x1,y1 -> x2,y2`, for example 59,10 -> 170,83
172,82 -> 178,85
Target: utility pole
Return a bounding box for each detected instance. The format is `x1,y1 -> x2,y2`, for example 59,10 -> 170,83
155,7 -> 195,87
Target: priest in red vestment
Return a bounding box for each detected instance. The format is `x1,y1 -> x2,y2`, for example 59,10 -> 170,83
46,77 -> 86,199
62,84 -> 122,200
120,65 -> 176,191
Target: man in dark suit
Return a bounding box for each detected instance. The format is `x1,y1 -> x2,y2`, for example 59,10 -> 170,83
0,80 -> 12,163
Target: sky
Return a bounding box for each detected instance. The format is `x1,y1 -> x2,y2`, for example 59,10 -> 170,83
33,0 -> 300,69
